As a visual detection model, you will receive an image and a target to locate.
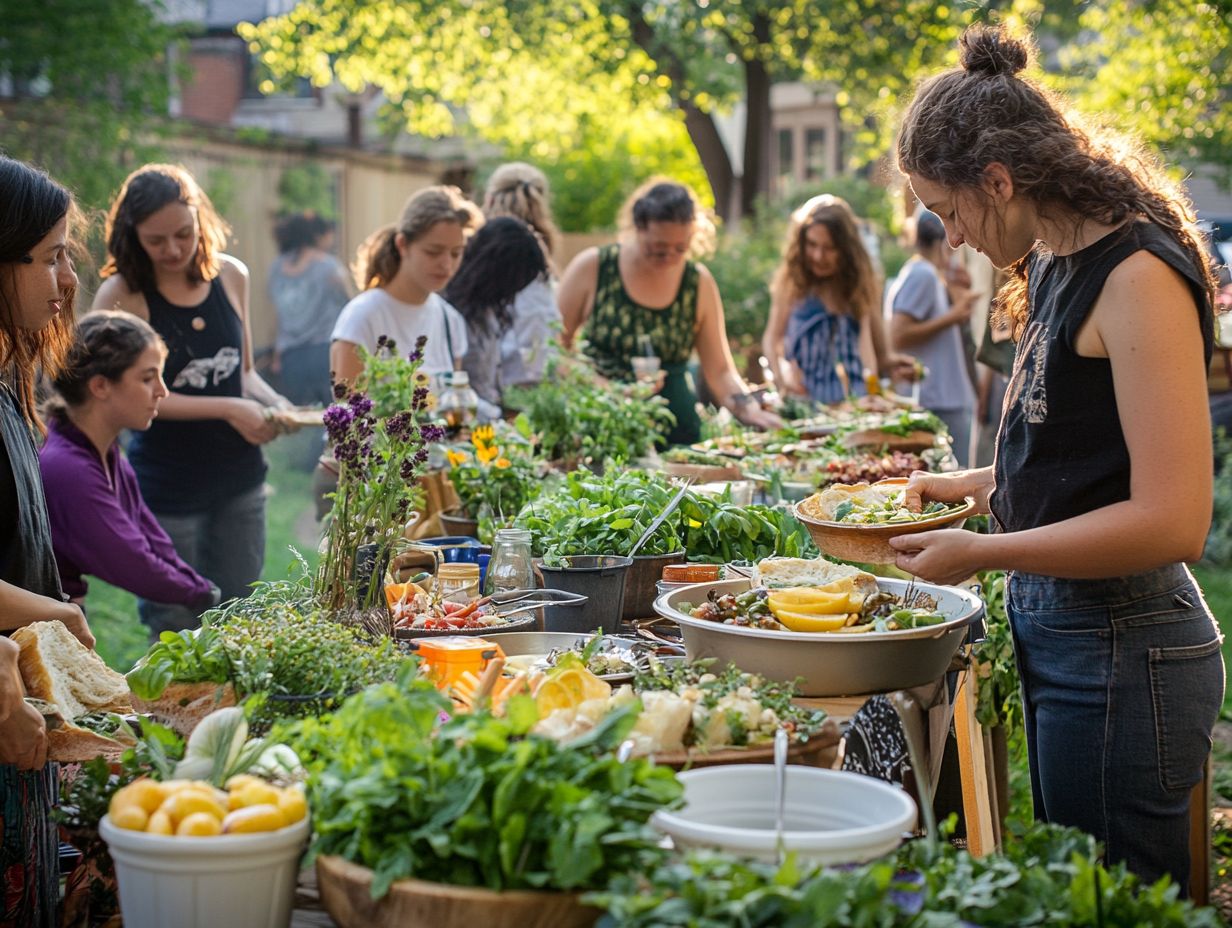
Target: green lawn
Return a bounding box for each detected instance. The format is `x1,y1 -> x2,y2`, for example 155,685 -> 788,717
90,434 -> 321,673
1192,563 -> 1232,715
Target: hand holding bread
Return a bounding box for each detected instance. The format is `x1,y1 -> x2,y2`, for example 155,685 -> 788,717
0,636 -> 47,770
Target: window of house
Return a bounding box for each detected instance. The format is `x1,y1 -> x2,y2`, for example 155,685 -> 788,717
805,127 -> 828,180
777,128 -> 794,188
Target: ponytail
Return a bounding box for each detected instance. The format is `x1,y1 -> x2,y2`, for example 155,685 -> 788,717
352,224 -> 401,291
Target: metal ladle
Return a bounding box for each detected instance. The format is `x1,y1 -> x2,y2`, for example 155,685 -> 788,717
773,726 -> 789,865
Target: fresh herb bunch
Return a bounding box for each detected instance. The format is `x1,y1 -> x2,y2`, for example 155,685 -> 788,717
516,469 -> 686,562
445,422 -> 545,543
505,361 -> 674,466
680,495 -> 817,564
842,408 -> 945,438
127,575 -> 408,726
289,665 -> 683,897
971,571 -> 1023,731
634,660 -> 827,747
319,335 -> 441,610
591,819 -> 1219,926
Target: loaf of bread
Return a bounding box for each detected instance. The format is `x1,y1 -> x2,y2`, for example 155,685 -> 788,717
13,621 -> 134,760
752,557 -> 877,596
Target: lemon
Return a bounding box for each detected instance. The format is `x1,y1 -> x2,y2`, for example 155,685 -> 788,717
159,790 -> 227,826
227,780 -> 283,811
768,593 -> 851,615
222,804 -> 288,834
535,679 -> 574,715
277,788 -> 308,825
772,609 -> 851,632
110,778 -> 170,818
111,805 -> 149,832
769,582 -> 853,603
176,812 -> 223,837
146,810 -> 174,835
224,774 -> 266,792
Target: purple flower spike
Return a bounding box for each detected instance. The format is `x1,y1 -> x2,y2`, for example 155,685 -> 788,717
332,382 -> 348,400
348,392 -> 374,417
420,423 -> 446,443
399,457 -> 418,481
323,404 -> 355,443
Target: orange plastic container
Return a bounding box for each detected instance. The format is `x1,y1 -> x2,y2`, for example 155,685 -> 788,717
412,637 -> 506,691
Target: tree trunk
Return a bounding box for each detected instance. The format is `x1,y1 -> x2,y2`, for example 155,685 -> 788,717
682,106 -> 735,222
740,13 -> 773,218
622,1 -> 736,222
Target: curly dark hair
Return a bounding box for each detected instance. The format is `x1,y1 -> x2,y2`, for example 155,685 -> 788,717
274,211 -> 333,255
897,23 -> 1217,337
440,217 -> 547,336
770,194 -> 880,321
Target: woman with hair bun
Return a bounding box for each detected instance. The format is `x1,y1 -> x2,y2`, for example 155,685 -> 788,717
558,177 -> 779,444
483,162 -> 561,388
891,24 -> 1223,889
40,311 -> 219,618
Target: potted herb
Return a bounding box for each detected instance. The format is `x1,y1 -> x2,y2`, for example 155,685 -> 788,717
443,423 -> 545,543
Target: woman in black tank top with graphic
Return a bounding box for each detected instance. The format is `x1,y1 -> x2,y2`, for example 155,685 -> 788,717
94,164 -> 290,637
889,26 -> 1223,892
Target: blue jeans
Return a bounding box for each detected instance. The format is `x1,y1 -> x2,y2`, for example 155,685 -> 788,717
138,483 -> 266,637
1007,564 -> 1225,891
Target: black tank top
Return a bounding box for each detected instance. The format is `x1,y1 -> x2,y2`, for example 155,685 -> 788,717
129,278 -> 266,513
990,221 -> 1213,533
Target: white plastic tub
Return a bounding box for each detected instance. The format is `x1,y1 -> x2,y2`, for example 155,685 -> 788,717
651,764 -> 916,865
99,814 -> 310,928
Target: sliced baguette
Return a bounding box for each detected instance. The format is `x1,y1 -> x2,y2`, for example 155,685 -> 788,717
12,620 -> 131,720
47,720 -> 136,763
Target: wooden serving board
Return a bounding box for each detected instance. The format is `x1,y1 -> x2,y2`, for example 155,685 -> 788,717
653,717 -> 841,770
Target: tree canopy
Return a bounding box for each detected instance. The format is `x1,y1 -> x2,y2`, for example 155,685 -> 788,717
241,0 -> 1232,226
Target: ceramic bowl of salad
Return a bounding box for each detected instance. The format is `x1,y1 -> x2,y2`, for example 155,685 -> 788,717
653,576 -> 983,697
793,477 -> 974,564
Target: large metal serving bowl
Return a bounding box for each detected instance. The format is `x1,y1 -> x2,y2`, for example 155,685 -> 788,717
652,578 -> 983,697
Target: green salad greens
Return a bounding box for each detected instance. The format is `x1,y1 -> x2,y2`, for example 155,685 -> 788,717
289,666 -> 682,897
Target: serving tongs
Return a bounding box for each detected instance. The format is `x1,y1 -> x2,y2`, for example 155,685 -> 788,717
484,587 -> 589,616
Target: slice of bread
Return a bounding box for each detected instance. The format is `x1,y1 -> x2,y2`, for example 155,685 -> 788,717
809,482 -> 900,521
752,557 -> 878,596
47,722 -> 136,762
12,621 -> 130,720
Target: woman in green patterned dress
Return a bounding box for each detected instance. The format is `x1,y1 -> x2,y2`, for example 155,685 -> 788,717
558,179 -> 780,445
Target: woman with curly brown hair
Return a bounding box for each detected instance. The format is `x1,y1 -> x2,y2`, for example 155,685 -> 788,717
94,164 -> 290,637
762,194 -> 913,403
891,24 -> 1223,890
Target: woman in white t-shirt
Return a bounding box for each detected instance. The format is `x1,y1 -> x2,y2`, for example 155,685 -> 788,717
330,186 -> 484,386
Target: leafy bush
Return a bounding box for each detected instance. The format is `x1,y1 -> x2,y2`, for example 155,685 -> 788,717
1203,427 -> 1232,565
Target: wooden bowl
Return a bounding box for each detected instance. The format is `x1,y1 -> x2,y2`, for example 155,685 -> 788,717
663,461 -> 743,482
793,478 -> 974,564
652,718 -> 841,770
840,428 -> 940,453
316,855 -> 600,928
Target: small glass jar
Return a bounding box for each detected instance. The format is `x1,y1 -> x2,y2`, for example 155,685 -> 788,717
436,562 -> 480,604
436,370 -> 480,438
483,528 -> 535,596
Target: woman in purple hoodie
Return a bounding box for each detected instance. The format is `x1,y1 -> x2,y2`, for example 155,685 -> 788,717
39,311 -> 219,622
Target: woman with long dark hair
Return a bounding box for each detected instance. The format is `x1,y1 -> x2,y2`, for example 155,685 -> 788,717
891,24 -> 1223,890
443,217 -> 547,414
93,164 -> 289,637
0,155 -> 95,928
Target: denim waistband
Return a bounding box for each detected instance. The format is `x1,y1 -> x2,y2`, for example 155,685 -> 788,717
1007,563 -> 1194,613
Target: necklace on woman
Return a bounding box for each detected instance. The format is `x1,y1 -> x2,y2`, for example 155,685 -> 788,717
191,316 -> 206,331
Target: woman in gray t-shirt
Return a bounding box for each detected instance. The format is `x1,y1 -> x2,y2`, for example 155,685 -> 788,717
268,213 -> 352,406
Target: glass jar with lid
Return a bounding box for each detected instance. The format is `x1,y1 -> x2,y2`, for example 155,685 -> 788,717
483,528 -> 535,596
436,370 -> 480,438
436,562 -> 480,604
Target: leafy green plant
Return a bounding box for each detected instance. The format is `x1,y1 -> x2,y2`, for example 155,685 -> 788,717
289,666 -> 683,897
516,469 -> 685,561
591,819 -> 1220,926
1203,427 -> 1232,565
680,495 -> 817,564
444,423 -> 545,542
972,571 -> 1024,732
504,362 -> 674,466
